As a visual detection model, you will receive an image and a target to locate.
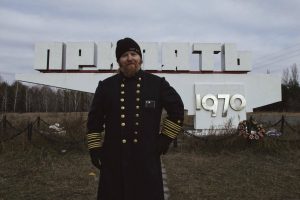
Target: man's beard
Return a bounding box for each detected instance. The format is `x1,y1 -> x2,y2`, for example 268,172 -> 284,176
119,62 -> 141,78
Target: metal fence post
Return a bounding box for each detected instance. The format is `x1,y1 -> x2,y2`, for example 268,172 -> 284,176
3,115 -> 6,130
280,115 -> 285,134
248,116 -> 253,134
1,115 -> 7,152
27,122 -> 33,142
37,116 -> 40,129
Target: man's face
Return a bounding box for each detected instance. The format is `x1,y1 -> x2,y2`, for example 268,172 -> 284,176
118,51 -> 142,78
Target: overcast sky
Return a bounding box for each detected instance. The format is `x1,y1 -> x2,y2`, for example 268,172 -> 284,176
1,0 -> 300,78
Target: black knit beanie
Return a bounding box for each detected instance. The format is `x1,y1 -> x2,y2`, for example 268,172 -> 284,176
116,38 -> 142,61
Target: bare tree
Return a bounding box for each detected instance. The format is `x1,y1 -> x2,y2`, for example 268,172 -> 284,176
282,68 -> 289,85
25,87 -> 29,112
13,81 -> 19,112
71,90 -> 81,112
290,63 -> 299,86
40,86 -> 53,112
1,84 -> 8,112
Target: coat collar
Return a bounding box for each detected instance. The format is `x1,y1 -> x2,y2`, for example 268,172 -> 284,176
119,69 -> 144,82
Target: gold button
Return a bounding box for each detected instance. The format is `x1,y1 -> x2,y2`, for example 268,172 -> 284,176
121,106 -> 125,110
133,139 -> 138,143
121,114 -> 125,118
136,98 -> 140,101
135,122 -> 139,126
120,98 -> 124,102
136,90 -> 140,94
136,114 -> 139,117
137,84 -> 141,88
136,105 -> 140,109
122,139 -> 127,144
178,120 -> 181,123
134,131 -> 138,134
121,122 -> 125,126
121,84 -> 125,87
138,77 -> 141,81
121,91 -> 125,94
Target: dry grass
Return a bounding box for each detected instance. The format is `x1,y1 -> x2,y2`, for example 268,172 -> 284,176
1,113 -> 97,200
1,112 -> 88,125
163,149 -> 300,200
1,112 -> 300,200
0,148 -> 98,200
2,144 -> 298,200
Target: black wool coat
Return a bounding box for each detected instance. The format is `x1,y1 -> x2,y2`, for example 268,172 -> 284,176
87,70 -> 184,200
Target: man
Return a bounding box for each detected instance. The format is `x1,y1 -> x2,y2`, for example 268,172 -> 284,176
86,38 -> 184,200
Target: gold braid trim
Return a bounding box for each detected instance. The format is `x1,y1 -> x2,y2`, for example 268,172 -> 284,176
161,119 -> 182,139
86,132 -> 103,149
164,120 -> 181,131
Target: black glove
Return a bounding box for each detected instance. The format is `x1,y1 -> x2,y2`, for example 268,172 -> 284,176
157,134 -> 173,155
89,148 -> 103,170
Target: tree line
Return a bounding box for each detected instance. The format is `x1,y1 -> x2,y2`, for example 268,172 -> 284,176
1,64 -> 299,113
0,76 -> 93,113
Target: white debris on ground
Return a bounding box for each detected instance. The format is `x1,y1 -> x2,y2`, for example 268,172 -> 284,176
266,128 -> 282,137
185,129 -> 230,137
186,128 -> 283,138
48,123 -> 67,136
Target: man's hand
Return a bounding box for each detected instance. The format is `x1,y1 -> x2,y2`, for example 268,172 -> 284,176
157,134 -> 173,155
89,148 -> 103,169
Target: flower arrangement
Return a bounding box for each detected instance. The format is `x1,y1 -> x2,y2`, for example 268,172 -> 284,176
237,119 -> 266,140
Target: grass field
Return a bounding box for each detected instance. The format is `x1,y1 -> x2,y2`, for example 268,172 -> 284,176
0,149 -> 98,200
164,149 -> 300,200
1,146 -> 299,200
1,112 -> 300,200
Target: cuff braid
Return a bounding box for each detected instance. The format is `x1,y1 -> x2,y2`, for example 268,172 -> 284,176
161,118 -> 182,139
87,132 -> 103,150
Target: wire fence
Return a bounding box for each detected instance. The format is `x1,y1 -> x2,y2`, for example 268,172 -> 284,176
0,115 -> 88,152
0,114 -> 299,152
182,115 -> 300,142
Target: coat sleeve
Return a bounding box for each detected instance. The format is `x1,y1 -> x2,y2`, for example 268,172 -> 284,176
86,81 -> 105,150
160,77 -> 184,139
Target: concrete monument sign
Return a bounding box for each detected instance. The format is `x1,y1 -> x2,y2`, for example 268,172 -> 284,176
16,41 -> 281,129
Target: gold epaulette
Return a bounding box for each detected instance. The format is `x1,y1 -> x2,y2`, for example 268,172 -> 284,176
161,118 -> 182,139
86,132 -> 103,150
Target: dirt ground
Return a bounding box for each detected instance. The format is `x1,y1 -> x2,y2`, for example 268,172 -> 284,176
1,112 -> 300,200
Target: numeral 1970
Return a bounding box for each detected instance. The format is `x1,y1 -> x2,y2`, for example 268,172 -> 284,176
196,94 -> 246,117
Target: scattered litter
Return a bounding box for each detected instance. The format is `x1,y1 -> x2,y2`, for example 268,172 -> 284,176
89,172 -> 98,182
89,172 -> 96,176
266,128 -> 282,137
49,123 -> 66,136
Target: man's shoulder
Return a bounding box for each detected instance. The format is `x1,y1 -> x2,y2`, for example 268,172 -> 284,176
142,71 -> 163,81
101,73 -> 120,84
95,73 -> 119,92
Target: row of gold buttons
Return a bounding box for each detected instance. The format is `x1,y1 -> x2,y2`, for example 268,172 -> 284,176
133,77 -> 142,143
119,77 -> 142,144
121,138 -> 138,144
120,82 -> 126,128
120,81 -> 127,144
